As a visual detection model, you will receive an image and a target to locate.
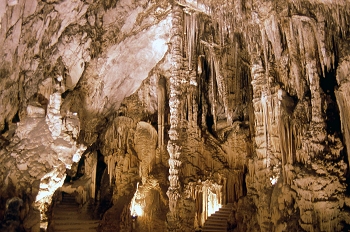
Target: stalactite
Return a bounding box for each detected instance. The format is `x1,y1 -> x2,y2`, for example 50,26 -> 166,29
201,40 -> 230,128
260,28 -> 270,89
185,11 -> 197,71
158,76 -> 166,158
210,55 -> 218,131
106,155 -> 117,185
213,57 -> 229,124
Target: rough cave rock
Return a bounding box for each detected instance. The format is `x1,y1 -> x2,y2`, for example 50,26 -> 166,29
1,0 -> 350,231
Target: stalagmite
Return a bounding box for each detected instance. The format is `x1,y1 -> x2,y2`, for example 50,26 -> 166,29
278,88 -> 295,183
46,92 -> 62,140
135,121 -> 157,183
88,152 -> 97,199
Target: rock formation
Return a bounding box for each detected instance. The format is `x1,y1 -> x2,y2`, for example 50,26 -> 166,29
0,0 -> 350,231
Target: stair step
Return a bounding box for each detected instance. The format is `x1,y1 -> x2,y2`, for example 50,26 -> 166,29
209,212 -> 230,216
201,203 -> 233,232
61,199 -> 76,203
54,223 -> 99,230
216,209 -> 231,213
53,212 -> 80,217
51,193 -> 100,232
57,224 -> 99,228
205,219 -> 227,224
202,229 -> 226,232
206,216 -> 229,220
213,211 -> 231,214
54,220 -> 100,226
203,224 -> 226,228
54,210 -> 80,215
202,227 -> 227,231
59,202 -> 77,205
55,230 -> 97,232
61,198 -> 76,201
205,220 -> 228,225
55,206 -> 79,210
210,211 -> 230,215
54,228 -> 98,232
60,198 -> 76,202
62,194 -> 75,198
62,197 -> 76,200
54,213 -> 89,216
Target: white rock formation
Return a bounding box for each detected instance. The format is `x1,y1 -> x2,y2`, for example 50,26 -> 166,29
0,88 -> 85,231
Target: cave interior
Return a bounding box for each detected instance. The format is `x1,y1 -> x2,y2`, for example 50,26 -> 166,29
1,0 -> 350,231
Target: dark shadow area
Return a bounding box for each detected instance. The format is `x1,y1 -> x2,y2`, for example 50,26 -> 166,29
320,68 -> 341,136
0,197 -> 24,232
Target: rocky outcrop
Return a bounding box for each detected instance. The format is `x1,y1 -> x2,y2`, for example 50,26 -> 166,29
0,89 -> 85,231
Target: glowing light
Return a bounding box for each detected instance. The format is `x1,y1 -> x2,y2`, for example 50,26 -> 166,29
130,182 -> 143,217
72,153 -> 81,162
270,175 -> 278,185
132,204 -> 143,217
207,189 -> 221,217
40,222 -> 48,230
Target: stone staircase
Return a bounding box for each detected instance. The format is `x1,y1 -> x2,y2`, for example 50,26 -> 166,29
50,193 -> 100,232
201,203 -> 233,232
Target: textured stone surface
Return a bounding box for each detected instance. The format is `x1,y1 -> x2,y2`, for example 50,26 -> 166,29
1,0 -> 350,232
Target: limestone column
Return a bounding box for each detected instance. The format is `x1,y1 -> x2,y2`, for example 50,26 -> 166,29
166,3 -> 183,231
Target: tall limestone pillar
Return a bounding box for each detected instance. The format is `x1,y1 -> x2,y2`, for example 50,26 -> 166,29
166,3 -> 183,231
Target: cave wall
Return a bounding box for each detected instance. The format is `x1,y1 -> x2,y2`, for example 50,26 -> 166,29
1,0 -> 350,232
